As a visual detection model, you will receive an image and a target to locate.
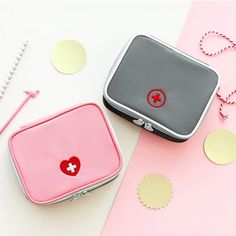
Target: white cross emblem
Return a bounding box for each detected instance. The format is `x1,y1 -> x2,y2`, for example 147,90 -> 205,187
67,162 -> 77,173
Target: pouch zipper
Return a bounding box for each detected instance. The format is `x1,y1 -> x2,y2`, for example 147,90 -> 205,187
50,174 -> 119,204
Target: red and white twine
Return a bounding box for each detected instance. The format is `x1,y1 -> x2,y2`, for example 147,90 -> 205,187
199,30 -> 236,120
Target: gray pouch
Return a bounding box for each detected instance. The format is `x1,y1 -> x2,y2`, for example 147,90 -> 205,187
103,35 -> 219,142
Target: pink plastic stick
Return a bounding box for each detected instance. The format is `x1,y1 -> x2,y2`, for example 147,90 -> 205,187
0,90 -> 39,136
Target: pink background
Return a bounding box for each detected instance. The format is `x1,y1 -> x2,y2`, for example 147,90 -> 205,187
102,2 -> 236,235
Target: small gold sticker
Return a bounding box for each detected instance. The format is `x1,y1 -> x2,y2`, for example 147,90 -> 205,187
51,39 -> 86,75
137,173 -> 173,210
204,129 -> 236,165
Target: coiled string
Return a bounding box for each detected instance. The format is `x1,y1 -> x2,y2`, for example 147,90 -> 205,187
199,30 -> 236,120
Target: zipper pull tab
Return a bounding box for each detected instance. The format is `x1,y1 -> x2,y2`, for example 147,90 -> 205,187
71,190 -> 90,201
144,122 -> 154,132
133,118 -> 144,126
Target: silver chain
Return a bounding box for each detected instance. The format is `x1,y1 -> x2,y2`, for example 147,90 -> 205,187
0,40 -> 29,101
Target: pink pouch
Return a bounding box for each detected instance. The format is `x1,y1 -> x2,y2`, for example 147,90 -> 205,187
8,103 -> 122,205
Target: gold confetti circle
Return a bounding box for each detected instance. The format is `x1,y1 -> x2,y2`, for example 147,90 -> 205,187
137,173 -> 173,210
204,129 -> 236,165
51,39 -> 86,75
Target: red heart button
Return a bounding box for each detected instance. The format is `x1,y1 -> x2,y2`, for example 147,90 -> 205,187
60,156 -> 81,176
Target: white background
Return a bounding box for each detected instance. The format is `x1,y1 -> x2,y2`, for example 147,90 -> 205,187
0,1 -> 191,235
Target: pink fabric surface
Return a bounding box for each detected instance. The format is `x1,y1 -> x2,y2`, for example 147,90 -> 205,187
9,103 -> 122,204
102,2 -> 236,235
